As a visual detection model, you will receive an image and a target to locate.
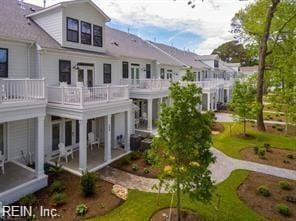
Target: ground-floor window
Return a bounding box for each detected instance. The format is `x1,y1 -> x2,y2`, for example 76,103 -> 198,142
0,124 -> 4,154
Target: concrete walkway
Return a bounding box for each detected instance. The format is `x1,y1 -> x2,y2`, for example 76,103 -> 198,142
99,148 -> 296,193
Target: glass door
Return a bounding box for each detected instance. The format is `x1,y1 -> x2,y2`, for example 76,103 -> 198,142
0,124 -> 5,159
131,66 -> 140,84
65,121 -> 73,147
77,67 -> 94,87
52,123 -> 61,152
87,69 -> 94,87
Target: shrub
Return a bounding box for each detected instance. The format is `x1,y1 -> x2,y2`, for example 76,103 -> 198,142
277,128 -> 284,132
258,148 -> 266,159
272,125 -> 276,129
75,203 -> 88,216
130,151 -> 142,161
283,160 -> 290,164
279,181 -> 292,190
276,204 -> 290,217
253,146 -> 259,154
143,168 -> 150,174
51,192 -> 67,207
121,155 -> 131,165
50,180 -> 65,194
80,171 -> 97,197
19,194 -> 37,206
48,162 -> 64,177
287,154 -> 294,159
132,164 -> 139,171
263,143 -> 271,152
144,149 -> 157,165
257,185 -> 270,197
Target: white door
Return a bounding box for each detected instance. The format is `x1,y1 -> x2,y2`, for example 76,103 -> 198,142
131,66 -> 140,84
0,123 -> 6,159
77,67 -> 94,87
52,122 -> 62,153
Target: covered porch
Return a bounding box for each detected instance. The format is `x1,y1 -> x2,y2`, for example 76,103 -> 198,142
46,101 -> 132,175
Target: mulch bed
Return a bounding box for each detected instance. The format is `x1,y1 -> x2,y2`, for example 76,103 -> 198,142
151,208 -> 200,221
22,171 -> 123,220
240,147 -> 296,170
211,122 -> 225,134
248,122 -> 296,136
111,154 -> 159,178
237,172 -> 296,221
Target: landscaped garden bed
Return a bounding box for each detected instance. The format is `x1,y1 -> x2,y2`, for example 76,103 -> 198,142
15,167 -> 123,220
238,172 -> 296,221
211,122 -> 225,134
240,147 -> 296,170
111,151 -> 159,178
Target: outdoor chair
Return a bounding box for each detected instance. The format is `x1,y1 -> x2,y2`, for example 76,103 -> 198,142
88,132 -> 100,151
58,143 -> 74,163
0,150 -> 4,174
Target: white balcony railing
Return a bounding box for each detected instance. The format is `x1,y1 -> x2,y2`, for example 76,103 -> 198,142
0,78 -> 46,104
120,79 -> 170,91
48,85 -> 129,107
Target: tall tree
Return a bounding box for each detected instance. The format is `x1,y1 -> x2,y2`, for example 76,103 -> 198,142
231,0 -> 296,131
151,82 -> 215,221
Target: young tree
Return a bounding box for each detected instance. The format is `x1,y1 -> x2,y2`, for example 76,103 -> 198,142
151,82 -> 215,221
182,67 -> 196,81
230,80 -> 257,136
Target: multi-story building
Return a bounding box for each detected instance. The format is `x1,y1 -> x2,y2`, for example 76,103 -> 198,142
0,0 -> 239,205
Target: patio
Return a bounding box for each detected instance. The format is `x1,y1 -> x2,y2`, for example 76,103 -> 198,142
51,146 -> 127,175
0,162 -> 35,193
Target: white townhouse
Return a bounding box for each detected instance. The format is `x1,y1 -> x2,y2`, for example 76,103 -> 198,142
0,0 -> 133,205
150,43 -> 239,111
105,28 -> 185,134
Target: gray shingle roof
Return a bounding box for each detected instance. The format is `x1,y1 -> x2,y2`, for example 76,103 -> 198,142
105,27 -> 184,66
0,0 -> 61,49
149,41 -> 211,70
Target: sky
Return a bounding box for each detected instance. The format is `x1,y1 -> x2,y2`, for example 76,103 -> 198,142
24,0 -> 252,55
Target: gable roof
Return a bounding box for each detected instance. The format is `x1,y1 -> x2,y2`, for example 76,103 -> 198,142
105,27 -> 185,66
0,0 -> 61,49
149,42 -> 211,70
27,0 -> 111,22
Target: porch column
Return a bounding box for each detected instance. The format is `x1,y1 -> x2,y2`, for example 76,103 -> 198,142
104,114 -> 112,162
207,93 -> 211,111
35,116 -> 45,178
227,88 -> 231,102
147,98 -> 153,131
79,119 -> 87,172
125,110 -> 131,152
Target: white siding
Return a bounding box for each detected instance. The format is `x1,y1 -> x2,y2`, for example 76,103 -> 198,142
7,119 -> 35,161
0,40 -> 35,78
32,8 -> 63,45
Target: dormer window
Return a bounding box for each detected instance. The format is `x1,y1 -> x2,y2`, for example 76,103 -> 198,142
81,21 -> 91,45
93,25 -> 103,47
67,17 -> 79,43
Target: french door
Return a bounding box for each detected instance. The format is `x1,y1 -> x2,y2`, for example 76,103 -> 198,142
131,66 -> 140,84
78,67 -> 94,87
52,122 -> 61,152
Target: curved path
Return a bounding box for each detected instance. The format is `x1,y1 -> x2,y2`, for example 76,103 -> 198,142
99,148 -> 296,193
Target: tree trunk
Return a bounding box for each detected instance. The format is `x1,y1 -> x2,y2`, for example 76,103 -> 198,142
256,0 -> 280,131
244,119 -> 246,136
177,176 -> 181,221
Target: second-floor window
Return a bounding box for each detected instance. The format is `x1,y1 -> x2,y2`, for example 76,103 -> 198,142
146,64 -> 151,79
214,60 -> 219,68
81,21 -> 91,45
103,64 -> 111,84
93,25 -> 103,47
59,60 -> 71,84
160,68 -> 165,79
67,17 -> 79,43
0,48 -> 8,78
122,61 -> 129,78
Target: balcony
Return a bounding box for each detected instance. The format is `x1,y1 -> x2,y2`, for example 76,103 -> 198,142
0,78 -> 46,104
121,79 -> 170,91
47,84 -> 129,108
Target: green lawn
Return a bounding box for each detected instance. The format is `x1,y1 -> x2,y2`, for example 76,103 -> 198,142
213,123 -> 296,159
91,170 -> 264,221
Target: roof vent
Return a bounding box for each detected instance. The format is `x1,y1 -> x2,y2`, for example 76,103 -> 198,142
30,7 -> 36,12
132,39 -> 137,43
111,41 -> 119,47
18,0 -> 25,10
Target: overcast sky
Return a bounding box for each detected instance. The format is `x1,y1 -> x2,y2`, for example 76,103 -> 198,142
25,0 -> 252,55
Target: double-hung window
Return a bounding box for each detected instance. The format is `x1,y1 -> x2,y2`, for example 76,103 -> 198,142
67,17 -> 79,43
59,60 -> 71,84
81,21 -> 91,45
0,48 -> 8,78
122,61 -> 129,78
103,64 -> 111,84
146,64 -> 151,79
93,25 -> 103,47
